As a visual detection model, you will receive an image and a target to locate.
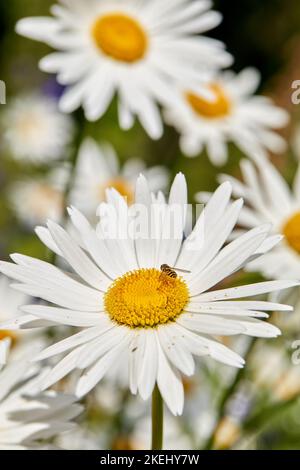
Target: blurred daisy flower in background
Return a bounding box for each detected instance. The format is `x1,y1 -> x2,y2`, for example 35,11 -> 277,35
16,0 -> 232,139
197,159 -> 300,283
0,347 -> 83,450
0,174 -> 297,416
70,138 -> 169,219
2,94 -> 74,164
8,165 -> 70,228
0,276 -> 48,368
0,340 -> 10,369
164,68 -> 289,165
0,276 -> 30,344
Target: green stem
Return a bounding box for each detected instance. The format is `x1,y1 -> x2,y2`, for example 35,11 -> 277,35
151,385 -> 164,450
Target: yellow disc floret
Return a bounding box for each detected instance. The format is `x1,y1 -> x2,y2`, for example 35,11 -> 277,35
186,83 -> 231,119
283,211 -> 300,254
105,268 -> 189,328
91,13 -> 148,63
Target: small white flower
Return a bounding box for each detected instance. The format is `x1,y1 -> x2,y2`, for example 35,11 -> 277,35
0,174 -> 297,416
70,138 -> 170,219
0,353 -> 82,450
164,68 -> 289,165
8,166 -> 69,227
16,0 -> 232,139
2,94 -> 74,164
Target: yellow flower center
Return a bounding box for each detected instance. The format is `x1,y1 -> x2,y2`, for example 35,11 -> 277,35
186,83 -> 231,119
282,212 -> 300,254
0,330 -> 17,346
91,13 -> 148,63
100,178 -> 134,204
105,268 -> 189,328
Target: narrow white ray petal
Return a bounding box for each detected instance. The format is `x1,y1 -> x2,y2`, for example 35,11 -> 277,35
35,226 -> 63,256
76,336 -> 130,397
138,330 -> 158,401
0,258 -> 104,310
187,300 -> 293,312
189,225 -> 271,295
32,326 -> 106,361
156,334 -> 184,416
173,323 -> 245,368
128,331 -> 145,395
177,313 -> 245,336
0,314 -> 55,330
0,360 -> 31,401
41,346 -> 85,390
76,326 -> 128,370
192,280 -> 300,301
180,198 -> 243,272
47,220 -> 105,289
68,206 -> 120,280
0,339 -> 10,367
134,174 -> 156,268
229,317 -> 281,338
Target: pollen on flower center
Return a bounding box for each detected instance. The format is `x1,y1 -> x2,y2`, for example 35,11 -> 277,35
91,13 -> 148,63
186,83 -> 231,119
105,268 -> 189,328
283,211 -> 300,254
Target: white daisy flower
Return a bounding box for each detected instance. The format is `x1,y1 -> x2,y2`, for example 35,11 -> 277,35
8,166 -> 69,228
164,68 -> 289,165
0,175 -> 297,416
16,0 -> 232,139
2,94 -> 74,164
70,137 -> 170,218
0,353 -> 83,450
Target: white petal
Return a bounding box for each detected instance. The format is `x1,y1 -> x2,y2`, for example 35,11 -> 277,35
76,336 -> 130,397
157,326 -> 195,376
138,330 -> 158,401
156,334 -> 184,416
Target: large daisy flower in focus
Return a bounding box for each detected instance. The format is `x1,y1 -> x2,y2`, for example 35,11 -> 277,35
70,138 -> 169,218
0,350 -> 82,450
2,94 -> 74,164
0,175 -> 297,415
16,0 -> 232,139
164,68 -> 289,165
8,166 -> 69,228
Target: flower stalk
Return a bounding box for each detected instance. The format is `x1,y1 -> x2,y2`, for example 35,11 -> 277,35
152,385 -> 164,450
